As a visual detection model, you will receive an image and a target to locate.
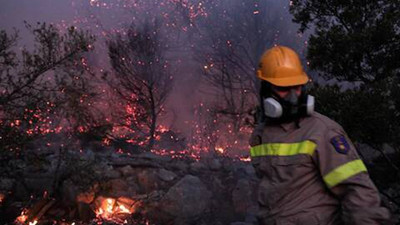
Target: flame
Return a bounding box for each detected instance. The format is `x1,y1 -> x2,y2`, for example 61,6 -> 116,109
118,204 -> 130,213
16,209 -> 29,223
95,197 -> 134,223
239,156 -> 251,162
16,208 -> 39,225
29,221 -> 38,225
0,193 -> 4,203
215,147 -> 224,154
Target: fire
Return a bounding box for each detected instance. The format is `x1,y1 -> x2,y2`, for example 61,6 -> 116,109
215,147 -> 224,154
118,204 -> 130,213
29,221 -> 38,225
15,209 -> 29,224
0,193 -> 4,203
15,208 -> 39,225
95,197 -> 135,223
239,156 -> 251,162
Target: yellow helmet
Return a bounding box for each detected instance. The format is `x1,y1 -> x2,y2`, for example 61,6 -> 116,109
257,45 -> 309,87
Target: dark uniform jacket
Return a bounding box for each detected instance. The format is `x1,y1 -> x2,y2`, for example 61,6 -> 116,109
249,112 -> 390,225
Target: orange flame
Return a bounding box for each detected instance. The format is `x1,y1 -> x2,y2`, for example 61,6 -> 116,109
95,197 -> 134,222
215,147 -> 224,154
0,193 -> 4,203
16,209 -> 28,223
15,209 -> 37,225
29,220 -> 38,225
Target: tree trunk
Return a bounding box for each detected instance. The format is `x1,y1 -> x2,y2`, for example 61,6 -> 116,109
148,88 -> 156,151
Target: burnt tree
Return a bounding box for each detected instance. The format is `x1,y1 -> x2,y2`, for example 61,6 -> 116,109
0,22 -> 96,153
107,20 -> 173,151
195,0 -> 301,132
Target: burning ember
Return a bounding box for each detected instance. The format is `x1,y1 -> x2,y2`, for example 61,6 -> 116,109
94,196 -> 137,224
0,193 -> 4,203
215,147 -> 225,154
15,208 -> 37,225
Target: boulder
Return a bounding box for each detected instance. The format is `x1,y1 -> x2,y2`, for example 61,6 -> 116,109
0,178 -> 14,191
160,175 -> 212,224
190,161 -> 207,174
104,168 -> 122,179
157,168 -> 177,182
232,179 -> 252,215
76,184 -> 98,204
119,165 -> 136,177
137,169 -> 161,193
170,160 -> 189,172
103,179 -> 137,197
208,158 -> 222,171
230,222 -> 253,225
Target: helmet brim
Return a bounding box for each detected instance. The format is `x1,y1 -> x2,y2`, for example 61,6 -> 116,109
262,73 -> 309,87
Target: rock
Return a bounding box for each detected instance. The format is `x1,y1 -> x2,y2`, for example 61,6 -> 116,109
170,160 -> 189,172
357,143 -> 380,164
158,168 -> 177,182
222,159 -> 233,171
232,179 -> 252,215
62,180 -> 99,206
104,168 -> 122,179
230,222 -> 253,225
383,143 -> 396,155
139,152 -> 172,163
61,179 -> 80,206
190,162 -> 207,174
211,177 -> 225,190
245,211 -> 258,224
104,179 -> 136,197
208,158 -> 222,171
77,202 -> 95,222
160,175 -> 212,224
0,178 -> 14,191
76,191 -> 95,204
24,177 -> 53,194
125,176 -> 140,190
119,165 -> 136,177
76,184 -> 98,204
244,164 -> 256,177
137,169 -> 160,193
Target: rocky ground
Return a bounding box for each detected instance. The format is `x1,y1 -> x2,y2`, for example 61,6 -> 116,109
0,146 -> 259,225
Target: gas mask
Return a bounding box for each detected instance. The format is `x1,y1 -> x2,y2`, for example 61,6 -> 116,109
263,89 -> 315,119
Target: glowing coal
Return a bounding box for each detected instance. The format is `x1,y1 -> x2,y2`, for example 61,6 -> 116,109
93,196 -> 138,224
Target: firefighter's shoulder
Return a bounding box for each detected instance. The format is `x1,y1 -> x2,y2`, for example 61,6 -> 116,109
308,112 -> 356,156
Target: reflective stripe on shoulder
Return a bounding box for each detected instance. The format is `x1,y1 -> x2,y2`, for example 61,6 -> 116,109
250,140 -> 316,157
323,159 -> 367,188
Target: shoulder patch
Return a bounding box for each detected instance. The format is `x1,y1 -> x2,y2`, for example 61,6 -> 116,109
330,135 -> 350,154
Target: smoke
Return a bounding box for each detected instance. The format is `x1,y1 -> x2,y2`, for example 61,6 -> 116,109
0,0 -> 308,141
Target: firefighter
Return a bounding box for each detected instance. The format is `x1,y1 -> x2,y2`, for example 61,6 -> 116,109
250,45 -> 390,225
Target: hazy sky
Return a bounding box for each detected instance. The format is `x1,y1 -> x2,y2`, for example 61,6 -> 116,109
0,0 -> 307,133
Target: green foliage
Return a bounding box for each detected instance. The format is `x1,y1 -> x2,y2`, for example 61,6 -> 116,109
290,0 -> 400,83
310,78 -> 400,147
290,1 -> 400,149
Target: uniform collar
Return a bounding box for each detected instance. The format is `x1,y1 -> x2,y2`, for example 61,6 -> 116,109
265,116 -> 305,132
279,117 -> 306,132
280,121 -> 298,132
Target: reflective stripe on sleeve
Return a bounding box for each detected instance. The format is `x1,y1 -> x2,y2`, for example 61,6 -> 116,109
323,159 -> 367,188
250,140 -> 316,157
